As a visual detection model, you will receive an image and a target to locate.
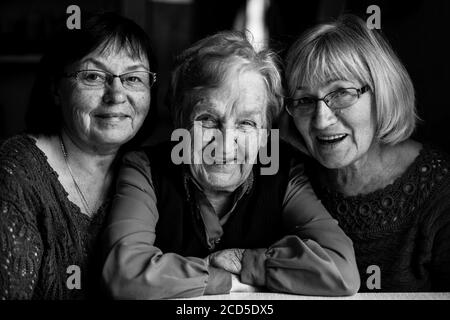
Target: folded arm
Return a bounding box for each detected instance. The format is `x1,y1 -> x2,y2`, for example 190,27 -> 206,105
102,151 -> 231,299
239,162 -> 360,296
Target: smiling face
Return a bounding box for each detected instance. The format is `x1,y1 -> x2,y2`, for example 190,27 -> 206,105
56,45 -> 151,152
188,67 -> 267,193
291,80 -> 376,169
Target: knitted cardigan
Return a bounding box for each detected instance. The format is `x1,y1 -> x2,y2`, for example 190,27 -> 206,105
0,135 -> 108,299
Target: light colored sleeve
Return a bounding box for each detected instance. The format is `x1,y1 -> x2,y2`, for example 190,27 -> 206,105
102,150 -> 231,299
240,161 -> 360,296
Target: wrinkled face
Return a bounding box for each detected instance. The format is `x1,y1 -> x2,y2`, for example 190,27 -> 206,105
291,80 -> 376,169
57,46 -> 151,152
189,68 -> 267,193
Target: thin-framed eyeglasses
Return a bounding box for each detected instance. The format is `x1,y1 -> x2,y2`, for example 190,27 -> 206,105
286,85 -> 370,117
63,69 -> 157,91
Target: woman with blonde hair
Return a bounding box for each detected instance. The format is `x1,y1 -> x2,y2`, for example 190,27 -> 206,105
282,14 -> 450,291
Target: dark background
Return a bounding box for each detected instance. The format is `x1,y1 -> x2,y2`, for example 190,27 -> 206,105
1,0 -> 449,152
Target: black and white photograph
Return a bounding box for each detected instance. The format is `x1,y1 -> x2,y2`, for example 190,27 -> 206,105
0,0 -> 449,312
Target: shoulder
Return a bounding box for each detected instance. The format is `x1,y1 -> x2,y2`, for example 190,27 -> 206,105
397,142 -> 450,229
124,141 -> 174,164
419,144 -> 450,208
118,142 -> 180,192
0,135 -> 48,201
417,146 -> 450,247
118,148 -> 153,189
0,134 -> 40,163
384,141 -> 450,214
393,139 -> 449,173
120,141 -> 177,173
0,134 -> 46,173
386,140 -> 450,193
0,136 -> 44,239
122,148 -> 151,169
413,143 -> 450,191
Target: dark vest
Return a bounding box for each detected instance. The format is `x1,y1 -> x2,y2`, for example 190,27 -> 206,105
144,141 -> 297,258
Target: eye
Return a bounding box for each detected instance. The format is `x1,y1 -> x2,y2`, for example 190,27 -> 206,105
294,97 -> 315,106
195,114 -> 218,128
80,71 -> 105,83
334,88 -> 355,97
124,75 -> 143,83
239,120 -> 257,128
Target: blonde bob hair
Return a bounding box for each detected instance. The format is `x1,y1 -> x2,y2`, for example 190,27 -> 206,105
285,14 -> 418,145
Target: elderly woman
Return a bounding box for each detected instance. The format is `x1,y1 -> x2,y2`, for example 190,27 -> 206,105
102,31 -> 360,299
282,15 -> 450,292
0,13 -> 155,299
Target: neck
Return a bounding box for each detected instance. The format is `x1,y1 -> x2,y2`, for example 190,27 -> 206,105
60,130 -> 118,176
325,143 -> 389,196
203,189 -> 233,218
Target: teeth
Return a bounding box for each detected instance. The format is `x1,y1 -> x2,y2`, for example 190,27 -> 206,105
213,160 -> 236,165
97,114 -> 127,118
318,134 -> 347,141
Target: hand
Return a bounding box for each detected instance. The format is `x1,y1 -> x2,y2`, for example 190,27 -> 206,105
208,248 -> 245,274
230,274 -> 259,293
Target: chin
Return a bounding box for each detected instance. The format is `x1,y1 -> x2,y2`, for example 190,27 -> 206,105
193,167 -> 243,192
94,130 -> 134,146
317,154 -> 353,169
310,144 -> 351,169
204,173 -> 241,191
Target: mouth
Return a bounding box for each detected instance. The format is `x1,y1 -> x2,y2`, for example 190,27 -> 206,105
210,157 -> 239,165
94,113 -> 130,121
205,162 -> 239,173
316,134 -> 348,146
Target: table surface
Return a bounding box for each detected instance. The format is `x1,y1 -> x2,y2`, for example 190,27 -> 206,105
178,292 -> 450,300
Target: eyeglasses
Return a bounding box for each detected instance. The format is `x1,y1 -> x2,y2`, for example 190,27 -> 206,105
286,85 -> 370,116
63,69 -> 157,91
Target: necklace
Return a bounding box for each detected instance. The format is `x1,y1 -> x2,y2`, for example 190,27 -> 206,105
59,135 -> 93,216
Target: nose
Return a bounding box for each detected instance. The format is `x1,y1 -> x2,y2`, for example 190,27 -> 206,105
312,100 -> 338,130
218,127 -> 237,161
102,78 -> 126,105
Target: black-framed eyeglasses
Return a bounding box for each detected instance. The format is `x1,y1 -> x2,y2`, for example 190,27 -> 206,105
63,69 -> 157,91
286,85 -> 370,116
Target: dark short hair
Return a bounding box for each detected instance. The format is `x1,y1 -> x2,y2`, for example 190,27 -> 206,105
26,12 -> 155,136
167,31 -> 283,129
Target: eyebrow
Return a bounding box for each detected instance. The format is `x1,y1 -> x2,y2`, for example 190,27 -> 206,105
295,79 -> 356,91
193,101 -> 262,120
81,58 -> 149,72
238,110 -> 261,118
192,102 -> 220,116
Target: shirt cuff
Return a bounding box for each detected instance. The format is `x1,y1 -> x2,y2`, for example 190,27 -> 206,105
204,266 -> 232,295
241,248 -> 268,287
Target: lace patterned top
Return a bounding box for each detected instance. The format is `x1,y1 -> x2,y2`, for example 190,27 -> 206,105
0,135 -> 109,299
308,146 -> 450,292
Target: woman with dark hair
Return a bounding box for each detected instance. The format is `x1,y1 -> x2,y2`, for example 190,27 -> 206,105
0,12 -> 156,299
